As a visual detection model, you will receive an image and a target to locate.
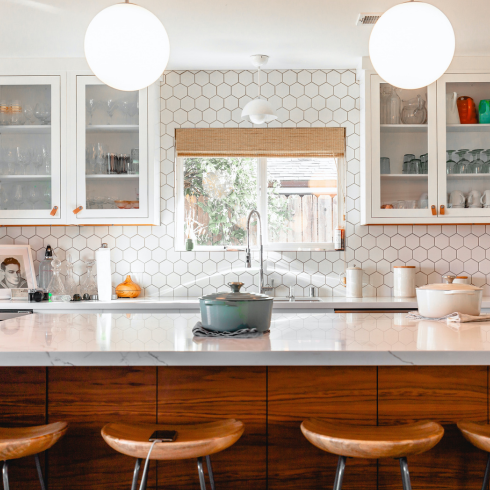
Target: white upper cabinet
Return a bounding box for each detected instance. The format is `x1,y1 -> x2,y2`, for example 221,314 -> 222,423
0,75 -> 63,225
361,57 -> 490,225
0,59 -> 160,226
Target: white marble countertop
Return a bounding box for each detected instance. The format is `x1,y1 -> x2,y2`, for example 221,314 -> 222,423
1,310 -> 490,366
0,296 -> 424,311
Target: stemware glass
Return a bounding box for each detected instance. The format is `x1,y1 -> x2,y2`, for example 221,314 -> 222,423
15,147 -> 29,175
23,105 -> 35,125
0,101 -> 9,126
34,103 -> 50,125
43,184 -> 51,207
469,149 -> 484,174
129,99 -> 139,124
120,99 -> 131,124
0,183 -> 9,210
482,150 -> 490,173
27,184 -> 40,209
86,99 -> 97,125
455,149 -> 470,174
12,184 -> 24,209
446,150 -> 457,174
41,145 -> 51,175
106,99 -> 118,125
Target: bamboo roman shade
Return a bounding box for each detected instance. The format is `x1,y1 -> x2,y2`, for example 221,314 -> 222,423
175,128 -> 345,158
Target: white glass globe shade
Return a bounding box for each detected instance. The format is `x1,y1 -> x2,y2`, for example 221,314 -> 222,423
369,2 -> 455,89
85,3 -> 170,91
242,99 -> 277,125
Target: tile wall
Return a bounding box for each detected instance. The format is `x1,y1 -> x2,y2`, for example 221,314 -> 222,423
3,69 -> 490,296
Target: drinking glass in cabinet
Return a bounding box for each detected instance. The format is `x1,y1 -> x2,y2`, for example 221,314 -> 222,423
420,153 -> 428,173
380,157 -> 390,174
455,150 -> 470,174
105,99 -> 118,124
402,154 -> 415,174
130,148 -> 139,174
468,149 -> 484,173
23,104 -> 35,125
86,99 -> 97,125
10,100 -> 24,125
34,103 -> 50,125
446,150 -> 457,174
483,150 -> 490,171
408,158 -> 422,174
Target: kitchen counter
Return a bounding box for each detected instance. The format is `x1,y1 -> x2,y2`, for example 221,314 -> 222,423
0,296 -> 423,311
2,310 -> 490,366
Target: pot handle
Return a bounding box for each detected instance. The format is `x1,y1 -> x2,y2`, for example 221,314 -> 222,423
443,290 -> 476,295
204,301 -> 238,307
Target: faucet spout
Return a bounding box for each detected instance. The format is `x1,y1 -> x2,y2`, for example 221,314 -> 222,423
245,210 -> 264,294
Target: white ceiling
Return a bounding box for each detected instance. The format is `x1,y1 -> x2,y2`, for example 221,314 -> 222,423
2,0 -> 490,69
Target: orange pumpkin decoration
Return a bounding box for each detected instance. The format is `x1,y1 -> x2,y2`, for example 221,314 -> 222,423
115,275 -> 142,298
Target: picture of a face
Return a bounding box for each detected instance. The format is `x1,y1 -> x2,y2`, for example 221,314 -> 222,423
0,257 -> 28,289
4,262 -> 21,287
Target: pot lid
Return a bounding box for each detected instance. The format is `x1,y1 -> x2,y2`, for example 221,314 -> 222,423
201,291 -> 272,301
417,283 -> 481,291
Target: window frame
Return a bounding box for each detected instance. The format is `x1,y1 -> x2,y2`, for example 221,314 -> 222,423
175,156 -> 344,252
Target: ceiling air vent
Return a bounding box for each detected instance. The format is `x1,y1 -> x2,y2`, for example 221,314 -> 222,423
356,13 -> 383,25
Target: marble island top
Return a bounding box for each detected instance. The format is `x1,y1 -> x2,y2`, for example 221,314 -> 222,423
1,311 -> 490,367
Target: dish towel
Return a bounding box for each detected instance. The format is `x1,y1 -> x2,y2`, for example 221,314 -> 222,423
407,311 -> 490,323
192,322 -> 267,338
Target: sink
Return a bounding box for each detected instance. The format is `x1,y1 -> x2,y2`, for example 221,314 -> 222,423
273,297 -> 321,302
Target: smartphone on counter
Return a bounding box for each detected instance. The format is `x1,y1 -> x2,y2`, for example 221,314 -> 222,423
149,430 -> 177,442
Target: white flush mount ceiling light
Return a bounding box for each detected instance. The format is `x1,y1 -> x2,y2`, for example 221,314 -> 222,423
85,0 -> 170,91
369,1 -> 455,89
242,55 -> 278,125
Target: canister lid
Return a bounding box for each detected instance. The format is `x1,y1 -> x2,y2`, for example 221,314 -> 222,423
200,291 -> 272,301
417,283 -> 481,291
393,266 -> 416,268
346,263 -> 363,270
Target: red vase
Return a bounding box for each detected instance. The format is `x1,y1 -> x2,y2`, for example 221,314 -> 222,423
457,96 -> 478,124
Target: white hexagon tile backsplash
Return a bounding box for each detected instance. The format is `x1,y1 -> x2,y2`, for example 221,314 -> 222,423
1,70 -> 490,296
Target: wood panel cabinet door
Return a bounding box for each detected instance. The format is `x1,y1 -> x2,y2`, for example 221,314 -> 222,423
268,366 -> 377,490
47,367 -> 157,490
378,366 -> 488,490
0,368 -> 46,490
157,367 -> 267,490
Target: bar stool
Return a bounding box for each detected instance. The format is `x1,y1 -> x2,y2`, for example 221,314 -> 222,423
0,421 -> 68,490
301,419 -> 444,490
102,419 -> 244,490
458,420 -> 490,489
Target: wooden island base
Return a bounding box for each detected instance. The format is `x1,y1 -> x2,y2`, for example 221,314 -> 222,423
0,366 -> 487,490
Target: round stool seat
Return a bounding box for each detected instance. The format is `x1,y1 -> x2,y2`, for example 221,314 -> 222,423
458,420 -> 490,452
102,419 -> 244,461
0,422 -> 68,461
301,419 -> 444,459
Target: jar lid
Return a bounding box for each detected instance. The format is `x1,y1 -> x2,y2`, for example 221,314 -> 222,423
417,283 -> 481,291
456,276 -> 468,279
393,266 -> 416,268
346,264 -> 363,270
200,291 -> 272,301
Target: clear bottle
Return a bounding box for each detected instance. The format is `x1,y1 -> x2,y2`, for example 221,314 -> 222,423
387,87 -> 401,124
81,260 -> 98,297
38,245 -> 54,292
47,256 -> 66,296
64,254 -> 77,298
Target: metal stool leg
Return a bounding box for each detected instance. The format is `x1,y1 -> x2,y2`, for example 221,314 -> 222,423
399,457 -> 412,490
206,455 -> 215,490
34,454 -> 46,490
131,458 -> 142,490
2,461 -> 9,490
333,456 -> 347,490
481,453 -> 490,490
140,458 -> 149,490
197,457 -> 207,490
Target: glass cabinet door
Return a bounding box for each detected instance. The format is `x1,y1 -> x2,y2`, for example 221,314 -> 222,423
370,74 -> 437,219
0,76 -> 61,220
75,76 -> 148,220
437,73 -> 490,219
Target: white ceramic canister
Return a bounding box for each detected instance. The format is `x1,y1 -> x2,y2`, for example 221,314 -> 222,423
339,265 -> 364,298
453,276 -> 469,285
393,266 -> 416,298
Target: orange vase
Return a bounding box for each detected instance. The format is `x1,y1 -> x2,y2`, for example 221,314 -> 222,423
115,275 -> 142,298
457,96 -> 478,124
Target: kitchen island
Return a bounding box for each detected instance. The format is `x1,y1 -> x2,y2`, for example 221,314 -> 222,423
1,311 -> 489,490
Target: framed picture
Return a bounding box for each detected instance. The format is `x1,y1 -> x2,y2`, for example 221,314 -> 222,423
0,245 -> 37,295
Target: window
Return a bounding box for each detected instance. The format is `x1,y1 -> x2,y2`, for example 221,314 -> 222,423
176,156 -> 344,251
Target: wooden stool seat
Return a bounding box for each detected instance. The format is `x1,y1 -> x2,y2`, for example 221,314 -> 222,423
301,419 -> 444,459
101,419 -> 244,461
458,420 -> 490,453
0,422 -> 68,461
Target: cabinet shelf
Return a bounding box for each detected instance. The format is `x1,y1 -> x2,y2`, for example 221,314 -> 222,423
381,174 -> 427,179
86,125 -> 138,133
447,173 -> 490,179
0,175 -> 50,180
447,124 -> 490,132
0,125 -> 50,134
381,124 -> 428,133
86,174 -> 139,179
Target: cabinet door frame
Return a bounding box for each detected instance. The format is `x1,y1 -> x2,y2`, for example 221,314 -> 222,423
437,72 -> 490,222
0,75 -> 64,224
368,74 -> 438,223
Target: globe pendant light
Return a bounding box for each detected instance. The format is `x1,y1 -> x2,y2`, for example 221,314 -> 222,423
85,0 -> 170,91
369,1 -> 455,90
242,55 -> 277,125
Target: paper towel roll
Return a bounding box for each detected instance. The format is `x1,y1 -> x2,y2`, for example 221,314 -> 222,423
95,244 -> 112,301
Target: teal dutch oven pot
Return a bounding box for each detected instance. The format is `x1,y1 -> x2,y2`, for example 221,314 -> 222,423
199,282 -> 273,332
